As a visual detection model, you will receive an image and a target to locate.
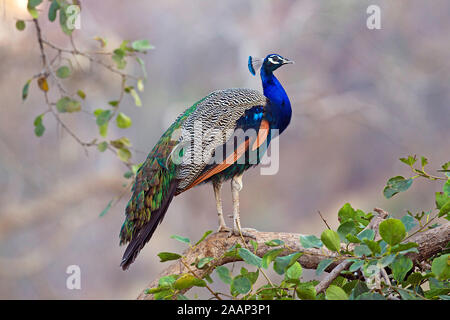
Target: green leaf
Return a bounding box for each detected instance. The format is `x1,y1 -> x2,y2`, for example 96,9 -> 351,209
337,221 -> 357,241
131,39 -> 154,52
300,235 -> 323,248
56,97 -> 81,113
379,218 -> 406,246
56,66 -> 72,78
425,287 -> 450,299
354,244 -> 372,257
442,161 -> 450,171
117,147 -> 131,163
420,156 -> 428,168
296,282 -> 316,300
349,281 -> 369,299
157,274 -> 177,288
320,230 -> 341,252
273,252 -> 303,275
362,260 -> 380,278
116,112 -> 132,129
28,0 -> 43,7
391,255 -> 413,282
205,274 -> 213,285
128,88 -> 142,107
355,292 -> 386,300
438,201 -> 450,218
48,0 -> 59,22
357,229 -> 375,241
27,0 -> 42,18
99,200 -> 112,217
285,261 -> 302,280
397,288 -> 421,300
363,239 -> 381,255
33,114 -> 45,137
112,49 -> 127,69
22,79 -> 31,101
338,203 -> 357,223
326,285 -> 348,300
152,289 -> 173,300
378,254 -> 396,268
137,78 -> 144,92
99,123 -> 108,137
349,260 -> 364,272
194,230 -> 213,246
316,259 -> 333,276
436,192 -> 450,209
399,155 -> 417,167
390,242 -> 419,254
240,267 -> 259,284
444,180 -> 450,196
123,171 -> 133,179
401,215 -> 417,232
95,109 -> 112,126
224,243 -> 241,258
16,20 -> 26,31
136,57 -> 147,79
265,239 -> 284,247
157,252 -> 182,262
170,234 -> 190,244
174,274 -> 206,290
197,257 -> 214,269
238,248 -> 262,268
250,240 -> 258,253
231,275 -> 252,295
383,176 -> 413,199
177,294 -> 188,300
431,254 -> 450,281
215,266 -> 232,284
261,249 -> 283,269
406,272 -> 424,287
110,137 -> 131,149
58,4 -> 74,36
76,89 -> 86,100
345,234 -> 361,243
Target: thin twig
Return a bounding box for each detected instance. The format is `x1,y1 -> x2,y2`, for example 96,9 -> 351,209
317,210 -> 331,230
315,260 -> 352,293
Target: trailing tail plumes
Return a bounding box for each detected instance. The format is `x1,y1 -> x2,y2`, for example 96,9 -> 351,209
120,180 -> 178,270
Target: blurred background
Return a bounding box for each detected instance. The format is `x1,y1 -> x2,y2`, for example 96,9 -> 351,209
0,0 -> 449,299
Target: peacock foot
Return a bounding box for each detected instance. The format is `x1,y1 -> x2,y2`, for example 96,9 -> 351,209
217,225 -> 232,233
227,227 -> 257,239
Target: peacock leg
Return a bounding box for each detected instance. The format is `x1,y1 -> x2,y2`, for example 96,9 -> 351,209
213,180 -> 229,232
230,174 -> 257,238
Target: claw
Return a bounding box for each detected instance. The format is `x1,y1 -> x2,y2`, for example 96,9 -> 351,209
218,225 -> 232,233
227,227 -> 257,239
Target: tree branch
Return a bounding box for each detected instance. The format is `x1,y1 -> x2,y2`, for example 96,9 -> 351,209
137,220 -> 449,299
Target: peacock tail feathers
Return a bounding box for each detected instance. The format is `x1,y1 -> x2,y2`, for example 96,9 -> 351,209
119,94 -> 210,246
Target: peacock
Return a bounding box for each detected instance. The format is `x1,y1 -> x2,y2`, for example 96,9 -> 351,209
120,53 -> 294,270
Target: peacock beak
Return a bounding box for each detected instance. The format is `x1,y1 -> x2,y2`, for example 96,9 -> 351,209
282,58 -> 294,65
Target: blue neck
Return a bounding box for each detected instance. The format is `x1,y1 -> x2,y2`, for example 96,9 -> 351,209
260,67 -> 292,133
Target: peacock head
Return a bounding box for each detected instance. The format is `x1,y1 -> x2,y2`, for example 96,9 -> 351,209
248,54 -> 294,76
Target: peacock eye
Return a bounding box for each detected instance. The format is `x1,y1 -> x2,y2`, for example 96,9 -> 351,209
272,56 -> 279,62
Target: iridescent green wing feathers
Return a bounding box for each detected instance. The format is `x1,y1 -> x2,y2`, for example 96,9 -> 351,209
119,95 -> 209,245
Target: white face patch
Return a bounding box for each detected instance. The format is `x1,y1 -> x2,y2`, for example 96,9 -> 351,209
268,56 -> 281,65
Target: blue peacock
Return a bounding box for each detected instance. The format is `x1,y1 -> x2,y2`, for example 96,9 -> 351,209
120,53 -> 294,270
